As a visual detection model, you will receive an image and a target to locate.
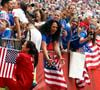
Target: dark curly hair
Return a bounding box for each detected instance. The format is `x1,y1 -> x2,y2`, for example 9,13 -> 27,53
40,19 -> 61,42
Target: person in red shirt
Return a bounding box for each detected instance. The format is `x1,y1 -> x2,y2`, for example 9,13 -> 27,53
5,41 -> 38,90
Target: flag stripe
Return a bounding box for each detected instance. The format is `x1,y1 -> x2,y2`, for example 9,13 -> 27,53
0,48 -> 4,67
76,79 -> 90,84
45,77 -> 66,84
45,79 -> 67,88
10,64 -> 14,78
6,63 -> 11,78
86,55 -> 100,61
3,63 -> 8,77
0,48 -> 7,77
5,63 -> 9,77
85,36 -> 100,69
45,72 -> 63,77
44,68 -> 63,75
45,74 -> 65,81
8,63 -> 12,78
76,68 -> 90,88
0,47 -> 18,78
86,60 -> 100,68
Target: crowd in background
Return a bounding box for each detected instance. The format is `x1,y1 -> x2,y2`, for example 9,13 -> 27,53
0,0 -> 100,52
0,0 -> 100,89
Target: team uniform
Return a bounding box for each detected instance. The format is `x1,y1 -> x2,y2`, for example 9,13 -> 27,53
5,52 -> 34,90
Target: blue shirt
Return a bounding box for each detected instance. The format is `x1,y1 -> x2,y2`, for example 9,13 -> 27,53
0,28 -> 12,48
80,31 -> 87,38
42,34 -> 52,44
79,31 -> 92,52
8,13 -> 14,26
59,19 -> 71,42
65,16 -> 71,23
0,28 -> 11,38
70,27 -> 81,50
3,29 -> 11,38
61,36 -> 69,49
60,19 -> 71,32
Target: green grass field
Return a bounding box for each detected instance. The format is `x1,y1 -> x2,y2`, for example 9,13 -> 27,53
0,87 -> 8,90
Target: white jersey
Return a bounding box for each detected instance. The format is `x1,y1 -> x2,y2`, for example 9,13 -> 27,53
26,25 -> 42,52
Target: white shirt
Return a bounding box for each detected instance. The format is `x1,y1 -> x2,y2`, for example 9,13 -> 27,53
26,25 -> 42,52
12,8 -> 29,24
34,21 -> 45,28
0,10 -> 10,25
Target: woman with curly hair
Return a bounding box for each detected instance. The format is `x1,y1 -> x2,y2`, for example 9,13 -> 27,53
40,19 -> 64,64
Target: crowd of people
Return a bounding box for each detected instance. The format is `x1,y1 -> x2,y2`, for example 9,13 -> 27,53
0,0 -> 100,89
0,0 -> 99,50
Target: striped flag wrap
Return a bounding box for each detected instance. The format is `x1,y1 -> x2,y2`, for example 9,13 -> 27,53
96,36 -> 100,47
76,36 -> 100,88
76,67 -> 90,88
44,53 -> 67,89
0,47 -> 18,78
85,36 -> 100,70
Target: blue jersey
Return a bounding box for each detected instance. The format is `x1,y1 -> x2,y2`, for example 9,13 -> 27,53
42,34 -> 53,44
80,31 -> 87,38
61,36 -> 69,49
8,13 -> 14,26
70,27 -> 80,50
2,29 -> 12,38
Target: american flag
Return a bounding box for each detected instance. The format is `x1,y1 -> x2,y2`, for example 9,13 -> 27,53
76,36 -> 100,88
44,53 -> 67,89
0,47 -> 18,78
85,36 -> 100,70
76,67 -> 90,88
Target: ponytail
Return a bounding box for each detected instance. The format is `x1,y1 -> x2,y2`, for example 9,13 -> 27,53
26,41 -> 39,67
33,50 -> 38,68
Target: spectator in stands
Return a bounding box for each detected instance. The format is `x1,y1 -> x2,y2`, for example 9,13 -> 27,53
19,2 -> 42,52
60,29 -> 69,50
69,18 -> 80,51
65,4 -> 76,23
79,23 -> 97,52
12,0 -> 29,39
59,9 -> 71,39
0,3 -> 12,47
69,18 -> 91,51
26,24 -> 42,52
40,19 -> 64,64
0,0 -> 12,46
0,18 -> 11,38
0,0 -> 14,26
5,41 -> 38,90
87,22 -> 97,44
53,10 -> 61,21
20,2 -> 35,24
8,0 -> 15,28
33,9 -> 45,29
96,26 -> 100,35
53,10 -> 71,45
0,0 -> 12,28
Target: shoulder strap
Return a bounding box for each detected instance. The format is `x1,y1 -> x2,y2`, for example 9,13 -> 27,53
29,29 -> 31,41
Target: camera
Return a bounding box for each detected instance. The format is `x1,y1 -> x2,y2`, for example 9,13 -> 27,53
90,24 -> 96,30
88,32 -> 94,39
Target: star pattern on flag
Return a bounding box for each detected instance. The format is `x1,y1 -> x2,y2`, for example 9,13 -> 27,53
5,49 -> 18,64
45,60 -> 58,70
